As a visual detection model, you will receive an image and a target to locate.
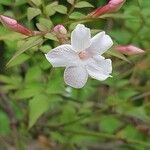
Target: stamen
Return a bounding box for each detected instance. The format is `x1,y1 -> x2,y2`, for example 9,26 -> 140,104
78,50 -> 89,60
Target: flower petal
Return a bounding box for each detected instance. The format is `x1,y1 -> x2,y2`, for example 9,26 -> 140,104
87,31 -> 113,55
71,24 -> 91,52
64,66 -> 88,88
45,44 -> 79,67
86,56 -> 112,81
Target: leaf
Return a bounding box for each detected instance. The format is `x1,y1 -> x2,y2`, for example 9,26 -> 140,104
1,85 -> 19,92
0,75 -> 22,85
27,7 -> 41,21
117,125 -> 141,140
36,18 -> 53,31
60,104 -> 76,123
100,116 -> 122,134
30,0 -> 42,6
53,5 -> 67,14
7,53 -> 30,68
50,132 -> 66,143
15,83 -> 44,99
44,33 -> 58,41
25,66 -> 42,82
0,75 -> 16,84
0,32 -> 25,41
6,36 -> 43,67
69,12 -> 85,19
75,1 -> 94,8
40,45 -> 52,53
0,111 -> 10,135
107,49 -> 130,62
126,106 -> 150,122
29,94 -> 50,128
67,0 -> 74,5
15,0 -> 26,6
46,75 -> 65,94
45,1 -> 58,16
0,0 -> 12,6
36,23 -> 45,32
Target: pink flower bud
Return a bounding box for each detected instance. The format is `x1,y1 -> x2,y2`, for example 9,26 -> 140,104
0,15 -> 33,36
115,45 -> 145,55
53,24 -> 67,36
89,0 -> 126,17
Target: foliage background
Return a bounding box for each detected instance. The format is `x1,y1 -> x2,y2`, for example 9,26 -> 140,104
0,0 -> 150,149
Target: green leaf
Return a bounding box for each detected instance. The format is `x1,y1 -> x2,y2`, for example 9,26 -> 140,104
69,12 -> 85,19
50,132 -> 66,143
0,32 -> 24,41
107,49 -> 130,62
118,125 -> 141,140
27,7 -> 41,21
60,104 -> 76,123
100,116 -> 122,134
45,70 -> 65,94
53,5 -> 67,14
67,0 -> 74,5
0,0 -> 12,6
15,84 -> 44,99
75,1 -> 94,8
126,106 -> 150,122
0,111 -> 10,135
29,94 -> 50,128
44,33 -> 58,41
0,75 -> 22,86
0,75 -> 15,84
40,45 -> 52,53
110,30 -> 131,44
36,18 -> 53,31
36,23 -> 45,32
25,66 -> 42,83
118,88 -> 138,100
15,0 -> 26,6
6,36 -> 43,67
30,0 -> 41,6
7,53 -> 30,68
45,2 -> 58,16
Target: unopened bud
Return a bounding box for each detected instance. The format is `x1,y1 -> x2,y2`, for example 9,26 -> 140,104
115,45 -> 145,55
53,24 -> 67,36
0,15 -> 33,36
89,0 -> 126,17
53,24 -> 68,44
108,0 -> 125,11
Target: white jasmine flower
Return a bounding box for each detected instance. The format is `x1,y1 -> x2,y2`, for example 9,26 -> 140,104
45,24 -> 113,88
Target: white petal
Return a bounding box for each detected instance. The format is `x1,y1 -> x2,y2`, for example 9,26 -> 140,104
86,56 -> 112,81
87,31 -> 113,55
71,24 -> 91,52
64,66 -> 88,88
45,44 -> 80,67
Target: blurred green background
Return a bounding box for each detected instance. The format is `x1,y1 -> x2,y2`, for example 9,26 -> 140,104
0,0 -> 150,150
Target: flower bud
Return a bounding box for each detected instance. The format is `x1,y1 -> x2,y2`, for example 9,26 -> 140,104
108,0 -> 125,11
53,24 -> 67,36
53,24 -> 68,44
89,0 -> 126,17
115,45 -> 145,55
0,15 -> 33,36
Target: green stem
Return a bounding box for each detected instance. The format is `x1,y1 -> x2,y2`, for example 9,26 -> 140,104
62,129 -> 150,148
63,0 -> 78,23
63,13 -> 131,25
